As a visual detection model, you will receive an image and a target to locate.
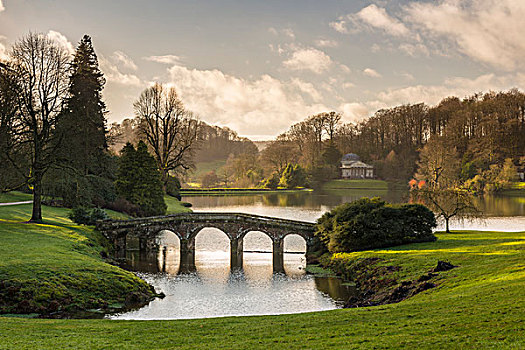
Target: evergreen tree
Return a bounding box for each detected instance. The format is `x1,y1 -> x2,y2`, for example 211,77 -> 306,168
58,35 -> 107,171
48,35 -> 116,207
116,141 -> 167,217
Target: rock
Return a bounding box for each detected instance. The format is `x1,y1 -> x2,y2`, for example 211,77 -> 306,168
433,260 -> 457,272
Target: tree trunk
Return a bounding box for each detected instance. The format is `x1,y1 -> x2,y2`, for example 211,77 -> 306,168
30,172 -> 43,223
445,217 -> 450,233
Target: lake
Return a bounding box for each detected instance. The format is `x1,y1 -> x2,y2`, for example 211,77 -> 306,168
110,188 -> 525,320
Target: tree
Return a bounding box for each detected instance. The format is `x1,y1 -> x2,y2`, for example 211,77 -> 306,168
6,33 -> 70,222
134,83 -> 199,189
57,35 -> 107,173
47,35 -> 116,208
0,62 -> 27,192
416,136 -> 461,189
413,188 -> 481,233
260,140 -> 298,175
116,141 -> 167,217
279,164 -> 307,189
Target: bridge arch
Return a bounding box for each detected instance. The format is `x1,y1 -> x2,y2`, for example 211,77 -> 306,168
283,233 -> 307,253
242,230 -> 273,252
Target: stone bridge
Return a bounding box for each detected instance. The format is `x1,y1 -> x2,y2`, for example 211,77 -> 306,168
96,212 -> 316,273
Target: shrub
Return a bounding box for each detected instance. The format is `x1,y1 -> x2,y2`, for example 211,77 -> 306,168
279,164 -> 308,189
316,197 -> 437,253
262,172 -> 280,189
69,207 -> 108,226
166,175 -> 181,199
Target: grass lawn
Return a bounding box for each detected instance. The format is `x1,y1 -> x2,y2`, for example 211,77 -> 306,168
0,191 -> 32,203
323,179 -> 389,190
165,195 -> 192,213
180,188 -> 313,196
0,229 -> 523,349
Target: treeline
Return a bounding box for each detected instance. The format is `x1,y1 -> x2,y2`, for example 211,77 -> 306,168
259,91 -> 525,189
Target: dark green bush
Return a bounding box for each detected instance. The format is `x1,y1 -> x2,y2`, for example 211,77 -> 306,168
166,175 -> 181,199
69,207 -> 109,226
316,197 -> 437,253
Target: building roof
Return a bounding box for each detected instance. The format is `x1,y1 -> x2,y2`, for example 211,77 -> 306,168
341,161 -> 373,169
342,153 -> 360,162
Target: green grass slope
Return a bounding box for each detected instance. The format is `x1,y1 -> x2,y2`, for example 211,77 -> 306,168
0,191 -> 32,203
0,230 -> 523,349
323,179 -> 389,190
0,204 -> 155,315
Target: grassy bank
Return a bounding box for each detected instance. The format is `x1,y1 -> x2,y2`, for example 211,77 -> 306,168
322,179 -> 389,190
0,230 -> 523,348
0,203 -> 157,316
165,195 -> 192,213
180,188 -> 313,196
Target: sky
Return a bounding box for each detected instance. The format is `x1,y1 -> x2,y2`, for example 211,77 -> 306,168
1,0 -> 524,140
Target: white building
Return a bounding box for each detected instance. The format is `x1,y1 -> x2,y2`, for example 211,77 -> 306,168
341,153 -> 374,179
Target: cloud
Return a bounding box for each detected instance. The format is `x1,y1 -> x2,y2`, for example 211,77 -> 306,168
353,4 -> 410,37
339,102 -> 370,122
329,19 -> 349,34
363,68 -> 382,78
0,1 -> 4,12
145,55 -> 182,65
332,4 -> 409,37
112,51 -> 137,70
47,30 -> 75,55
99,55 -> 143,86
283,47 -> 333,74
404,0 -> 525,70
371,73 -> 515,108
315,38 -> 338,48
165,64 -> 329,137
398,43 -> 429,57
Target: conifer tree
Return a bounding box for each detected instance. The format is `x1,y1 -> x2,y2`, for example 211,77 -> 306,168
49,35 -> 116,207
116,141 -> 167,217
58,35 -> 107,172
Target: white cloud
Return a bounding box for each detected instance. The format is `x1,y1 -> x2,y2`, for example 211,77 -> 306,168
112,51 -> 137,70
99,55 -> 143,86
283,47 -> 333,74
146,55 -> 182,65
329,19 -> 348,34
339,64 -> 351,74
0,1 -> 4,12
47,30 -> 75,55
363,68 -> 382,78
339,102 -> 370,122
372,73 -> 514,108
315,38 -> 338,48
282,28 -> 295,40
405,0 -> 525,70
398,43 -> 429,57
291,78 -> 322,102
353,4 -> 410,37
165,64 -> 329,137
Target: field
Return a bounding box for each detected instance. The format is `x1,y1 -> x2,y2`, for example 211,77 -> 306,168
0,205 -> 523,349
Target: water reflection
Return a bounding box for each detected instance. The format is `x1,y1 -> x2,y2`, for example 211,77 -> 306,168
112,228 -> 353,320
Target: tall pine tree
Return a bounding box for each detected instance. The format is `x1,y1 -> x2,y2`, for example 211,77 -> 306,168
49,35 -> 116,207
59,35 -> 107,171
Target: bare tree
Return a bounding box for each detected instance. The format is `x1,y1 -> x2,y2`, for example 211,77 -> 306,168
5,33 -> 70,222
134,83 -> 199,188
